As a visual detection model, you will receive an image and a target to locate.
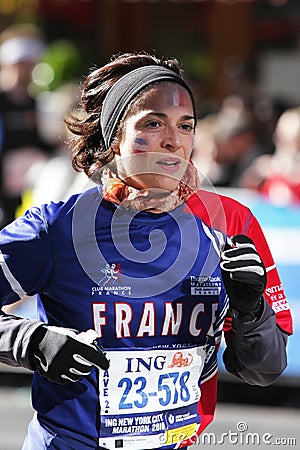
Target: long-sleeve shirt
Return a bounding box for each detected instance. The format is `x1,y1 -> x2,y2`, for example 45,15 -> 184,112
0,186 -> 292,449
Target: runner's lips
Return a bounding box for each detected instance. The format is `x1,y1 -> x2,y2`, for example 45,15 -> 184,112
156,157 -> 182,173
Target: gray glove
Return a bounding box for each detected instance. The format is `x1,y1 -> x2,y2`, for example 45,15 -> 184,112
29,326 -> 109,385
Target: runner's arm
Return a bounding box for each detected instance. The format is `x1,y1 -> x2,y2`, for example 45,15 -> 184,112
0,309 -> 43,369
222,299 -> 288,386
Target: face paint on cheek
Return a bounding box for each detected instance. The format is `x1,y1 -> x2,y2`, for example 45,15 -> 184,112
132,137 -> 149,154
167,88 -> 186,107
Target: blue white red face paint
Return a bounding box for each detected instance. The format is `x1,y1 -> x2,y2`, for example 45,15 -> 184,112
133,137 -> 149,154
115,83 -> 194,192
167,87 -> 185,107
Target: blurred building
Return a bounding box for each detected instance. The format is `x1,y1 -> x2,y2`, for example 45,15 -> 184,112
0,0 -> 299,109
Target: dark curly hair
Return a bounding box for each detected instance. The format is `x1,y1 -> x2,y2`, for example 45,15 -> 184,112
64,51 -> 186,181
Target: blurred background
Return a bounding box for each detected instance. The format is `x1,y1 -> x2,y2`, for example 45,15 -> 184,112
0,0 -> 300,448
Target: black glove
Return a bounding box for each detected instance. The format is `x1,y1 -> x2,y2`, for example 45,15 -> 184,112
29,326 -> 109,385
220,234 -> 267,316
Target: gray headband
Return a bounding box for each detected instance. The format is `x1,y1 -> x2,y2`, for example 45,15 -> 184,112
100,65 -> 196,149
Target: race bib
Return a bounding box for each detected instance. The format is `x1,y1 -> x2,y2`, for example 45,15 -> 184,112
98,345 -> 206,449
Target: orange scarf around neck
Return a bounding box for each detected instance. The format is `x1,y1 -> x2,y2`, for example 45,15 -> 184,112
102,161 -> 200,213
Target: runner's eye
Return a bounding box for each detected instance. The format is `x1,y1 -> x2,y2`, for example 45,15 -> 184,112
180,123 -> 194,132
145,120 -> 161,129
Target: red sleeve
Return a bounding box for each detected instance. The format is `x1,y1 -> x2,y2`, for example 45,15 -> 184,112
186,190 -> 293,335
242,212 -> 292,334
180,372 -> 218,447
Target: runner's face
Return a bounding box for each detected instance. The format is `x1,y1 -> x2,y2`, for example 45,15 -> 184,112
114,82 -> 195,192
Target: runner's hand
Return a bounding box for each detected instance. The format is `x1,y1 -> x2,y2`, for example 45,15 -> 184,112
220,234 -> 266,314
29,326 -> 109,385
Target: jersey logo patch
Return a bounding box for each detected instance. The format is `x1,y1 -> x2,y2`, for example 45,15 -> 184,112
92,263 -> 132,297
99,263 -> 122,285
190,275 -> 222,296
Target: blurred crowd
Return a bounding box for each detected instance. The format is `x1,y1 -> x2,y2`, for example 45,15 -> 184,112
0,22 -> 300,233
0,22 -> 86,229
192,95 -> 300,206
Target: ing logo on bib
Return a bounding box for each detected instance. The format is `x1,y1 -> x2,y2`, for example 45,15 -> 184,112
168,351 -> 193,368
